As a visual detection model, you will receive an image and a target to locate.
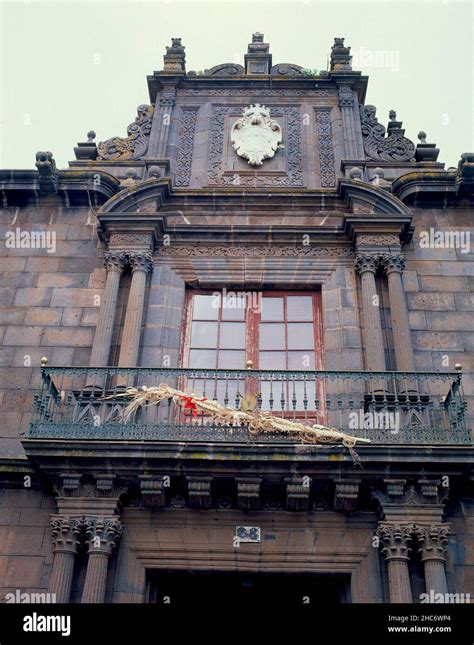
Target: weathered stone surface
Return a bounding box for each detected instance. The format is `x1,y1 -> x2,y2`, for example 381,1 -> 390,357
407,292 -> 456,311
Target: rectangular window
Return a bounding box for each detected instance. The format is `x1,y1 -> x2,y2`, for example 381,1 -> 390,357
182,290 -> 324,416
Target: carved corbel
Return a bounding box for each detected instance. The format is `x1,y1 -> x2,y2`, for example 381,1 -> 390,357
187,477 -> 212,510
334,479 -> 360,512
140,476 -> 166,508
236,478 -> 261,510
285,477 -> 310,512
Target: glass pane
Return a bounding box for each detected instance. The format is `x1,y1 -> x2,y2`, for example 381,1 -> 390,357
221,298 -> 246,320
259,352 -> 286,370
288,351 -> 315,370
189,349 -> 216,368
287,296 -> 313,321
218,350 -> 245,369
192,294 -> 219,320
191,321 -> 218,348
261,297 -> 284,321
219,322 -> 245,348
259,323 -> 285,350
287,323 -> 314,350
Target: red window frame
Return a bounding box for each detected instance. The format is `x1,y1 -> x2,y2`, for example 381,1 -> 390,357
180,290 -> 325,418
182,290 -> 323,370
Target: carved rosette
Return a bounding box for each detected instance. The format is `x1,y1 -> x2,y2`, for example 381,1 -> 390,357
103,251 -> 127,274
381,254 -> 406,275
97,104 -> 154,161
84,517 -> 123,555
128,251 -> 153,274
377,523 -> 414,562
50,515 -> 82,554
354,253 -> 379,275
415,525 -> 450,563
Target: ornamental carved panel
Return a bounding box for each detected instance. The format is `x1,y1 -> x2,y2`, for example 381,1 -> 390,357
175,108 -> 199,186
207,105 -> 303,186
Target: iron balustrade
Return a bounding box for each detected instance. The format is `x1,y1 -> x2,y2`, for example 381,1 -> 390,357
27,366 -> 470,445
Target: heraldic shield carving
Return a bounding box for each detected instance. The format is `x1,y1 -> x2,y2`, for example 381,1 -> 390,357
230,104 -> 283,166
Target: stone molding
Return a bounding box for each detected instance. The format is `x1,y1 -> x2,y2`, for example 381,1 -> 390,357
157,245 -> 354,258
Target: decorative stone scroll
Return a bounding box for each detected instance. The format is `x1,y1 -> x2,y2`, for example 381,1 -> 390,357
97,105 -> 154,161
270,63 -> 304,76
203,63 -> 244,76
360,105 -> 415,162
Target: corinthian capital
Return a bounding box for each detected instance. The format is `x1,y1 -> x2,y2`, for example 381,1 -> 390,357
103,251 -> 127,274
381,253 -> 406,275
415,524 -> 450,562
376,522 -> 413,561
50,515 -> 82,554
354,253 -> 379,275
84,516 -> 123,555
127,251 -> 153,274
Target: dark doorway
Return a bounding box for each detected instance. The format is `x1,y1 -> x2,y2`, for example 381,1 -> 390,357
148,570 -> 351,608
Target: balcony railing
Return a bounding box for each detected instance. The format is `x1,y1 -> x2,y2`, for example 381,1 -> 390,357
26,366 -> 470,446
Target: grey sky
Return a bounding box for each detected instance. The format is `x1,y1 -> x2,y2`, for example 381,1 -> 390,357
1,0 -> 472,170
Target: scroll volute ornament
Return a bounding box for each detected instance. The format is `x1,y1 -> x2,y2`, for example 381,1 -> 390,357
231,104 -> 283,166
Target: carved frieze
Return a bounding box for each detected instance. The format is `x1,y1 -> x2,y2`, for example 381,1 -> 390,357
360,105 -> 415,162
314,109 -> 336,187
97,105 -> 154,161
157,245 -> 354,258
178,88 -> 338,97
175,108 -> 199,186
357,234 -> 400,247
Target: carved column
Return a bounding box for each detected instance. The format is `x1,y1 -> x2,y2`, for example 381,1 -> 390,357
81,517 -> 123,603
338,85 -> 358,159
377,522 -> 413,603
415,524 -> 450,596
48,515 -> 82,603
381,254 -> 416,372
355,254 -> 386,371
117,252 -> 153,370
87,252 -> 127,387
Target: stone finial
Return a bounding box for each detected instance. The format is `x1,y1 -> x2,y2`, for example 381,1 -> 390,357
245,32 -> 272,74
163,37 -> 186,73
386,110 -> 405,135
330,37 -> 352,71
348,166 -> 363,180
415,130 -> 440,162
74,132 -> 98,161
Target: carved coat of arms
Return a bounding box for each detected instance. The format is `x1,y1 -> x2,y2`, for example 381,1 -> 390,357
230,104 -> 283,166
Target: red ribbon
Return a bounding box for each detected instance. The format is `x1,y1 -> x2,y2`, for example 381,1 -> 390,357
178,394 -> 207,416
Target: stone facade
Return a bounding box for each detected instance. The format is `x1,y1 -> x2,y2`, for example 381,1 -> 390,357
0,34 -> 473,605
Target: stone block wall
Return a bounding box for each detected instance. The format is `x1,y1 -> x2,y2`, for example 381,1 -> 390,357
0,205 -> 105,457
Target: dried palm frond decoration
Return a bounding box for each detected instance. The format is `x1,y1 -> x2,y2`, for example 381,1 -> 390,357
111,383 -> 369,462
